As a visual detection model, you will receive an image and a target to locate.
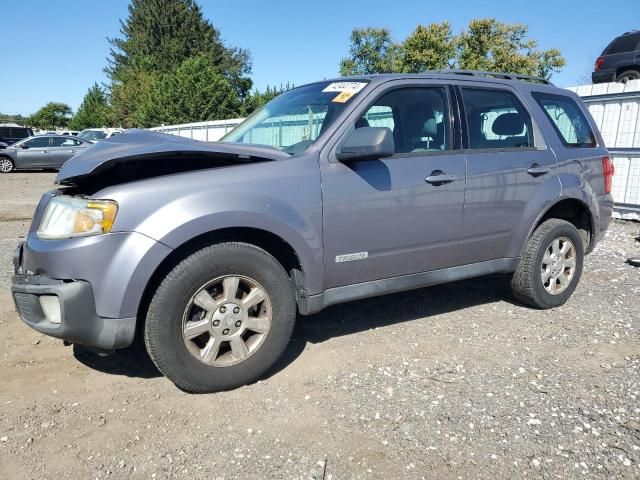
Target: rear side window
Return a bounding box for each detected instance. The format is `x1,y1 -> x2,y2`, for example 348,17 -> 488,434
604,33 -> 640,55
0,128 -> 10,140
461,88 -> 534,149
532,92 -> 597,148
11,128 -> 30,139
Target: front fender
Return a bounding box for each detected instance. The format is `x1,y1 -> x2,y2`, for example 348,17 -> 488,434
131,190 -> 324,295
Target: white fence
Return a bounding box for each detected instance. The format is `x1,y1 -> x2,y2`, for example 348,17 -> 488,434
150,118 -> 244,141
151,80 -> 640,221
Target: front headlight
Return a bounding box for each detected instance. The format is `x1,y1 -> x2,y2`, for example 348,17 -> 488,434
37,196 -> 118,240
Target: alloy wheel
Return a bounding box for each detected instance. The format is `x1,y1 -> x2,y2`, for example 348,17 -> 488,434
541,236 -> 576,295
181,275 -> 272,367
0,158 -> 13,173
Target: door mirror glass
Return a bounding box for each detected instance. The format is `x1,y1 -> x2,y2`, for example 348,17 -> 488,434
336,127 -> 394,162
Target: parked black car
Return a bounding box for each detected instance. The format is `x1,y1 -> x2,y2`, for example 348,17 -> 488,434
593,30 -> 640,84
0,125 -> 34,145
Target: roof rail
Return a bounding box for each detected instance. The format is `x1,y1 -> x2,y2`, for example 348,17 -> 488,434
430,69 -> 553,85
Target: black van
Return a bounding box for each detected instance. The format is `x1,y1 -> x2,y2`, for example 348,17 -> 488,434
593,30 -> 640,84
0,126 -> 34,145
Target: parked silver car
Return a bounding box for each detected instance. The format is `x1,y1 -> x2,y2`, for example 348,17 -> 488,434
0,135 -> 92,173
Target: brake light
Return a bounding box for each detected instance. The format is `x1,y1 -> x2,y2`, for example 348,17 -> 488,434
595,57 -> 605,71
602,156 -> 614,194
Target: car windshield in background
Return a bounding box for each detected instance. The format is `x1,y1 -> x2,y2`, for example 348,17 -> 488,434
222,81 -> 369,154
79,130 -> 108,141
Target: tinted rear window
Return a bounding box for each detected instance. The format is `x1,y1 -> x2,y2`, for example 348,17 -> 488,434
0,128 -> 10,139
11,128 -> 30,139
604,33 -> 640,55
533,92 -> 597,148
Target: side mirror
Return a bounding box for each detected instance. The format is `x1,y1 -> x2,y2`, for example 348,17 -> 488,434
336,127 -> 394,162
21,144 -> 29,149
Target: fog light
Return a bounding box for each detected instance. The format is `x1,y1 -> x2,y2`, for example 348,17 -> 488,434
39,296 -> 61,324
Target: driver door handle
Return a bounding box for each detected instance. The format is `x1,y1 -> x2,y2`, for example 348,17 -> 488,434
425,172 -> 456,185
527,164 -> 549,176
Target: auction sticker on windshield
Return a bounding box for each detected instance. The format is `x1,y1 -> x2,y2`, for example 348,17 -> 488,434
323,82 -> 368,103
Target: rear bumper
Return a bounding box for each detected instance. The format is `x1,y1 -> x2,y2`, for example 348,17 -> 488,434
592,69 -> 616,84
590,193 -> 614,252
11,242 -> 136,350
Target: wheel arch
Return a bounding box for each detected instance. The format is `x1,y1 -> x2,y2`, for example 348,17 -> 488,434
136,226 -> 309,331
529,197 -> 595,253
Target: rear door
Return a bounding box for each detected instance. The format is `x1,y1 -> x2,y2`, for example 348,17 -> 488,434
321,81 -> 466,288
457,83 -> 557,264
48,137 -> 84,168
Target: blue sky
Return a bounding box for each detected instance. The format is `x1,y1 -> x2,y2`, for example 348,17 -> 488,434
2,0 -> 639,116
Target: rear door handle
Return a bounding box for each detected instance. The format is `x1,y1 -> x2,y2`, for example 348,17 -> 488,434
527,164 -> 549,176
425,171 -> 456,185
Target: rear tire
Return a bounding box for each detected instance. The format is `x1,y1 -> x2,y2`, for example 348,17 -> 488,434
144,242 -> 296,393
0,157 -> 14,173
616,69 -> 640,84
511,219 -> 584,309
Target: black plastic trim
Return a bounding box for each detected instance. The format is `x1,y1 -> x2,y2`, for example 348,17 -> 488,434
11,274 -> 136,350
300,258 -> 519,315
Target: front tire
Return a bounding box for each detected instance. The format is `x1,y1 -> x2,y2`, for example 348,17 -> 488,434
144,242 -> 296,393
0,157 -> 14,173
511,219 -> 584,309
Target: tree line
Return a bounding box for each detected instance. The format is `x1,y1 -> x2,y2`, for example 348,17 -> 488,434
17,1 -> 565,131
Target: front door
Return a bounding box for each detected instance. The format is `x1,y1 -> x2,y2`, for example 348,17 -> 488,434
321,85 -> 466,288
457,84 -> 557,264
16,137 -> 51,168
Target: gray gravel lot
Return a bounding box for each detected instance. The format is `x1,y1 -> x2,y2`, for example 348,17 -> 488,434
0,172 -> 639,479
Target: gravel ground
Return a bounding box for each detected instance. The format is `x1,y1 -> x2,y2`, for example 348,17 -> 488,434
0,172 -> 639,479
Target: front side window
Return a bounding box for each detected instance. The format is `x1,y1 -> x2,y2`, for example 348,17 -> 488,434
11,128 -> 30,139
223,81 -> 369,155
533,92 -> 596,148
461,88 -> 534,149
23,137 -> 50,148
357,87 -> 450,154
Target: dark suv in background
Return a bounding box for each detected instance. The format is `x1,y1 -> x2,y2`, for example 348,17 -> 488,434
593,30 -> 640,84
0,125 -> 34,146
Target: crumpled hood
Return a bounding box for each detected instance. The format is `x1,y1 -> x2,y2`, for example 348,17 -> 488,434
56,129 -> 289,186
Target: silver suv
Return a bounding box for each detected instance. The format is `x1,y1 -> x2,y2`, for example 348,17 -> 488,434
12,71 -> 614,392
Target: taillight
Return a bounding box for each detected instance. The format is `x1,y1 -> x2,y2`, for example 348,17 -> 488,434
595,57 -> 605,71
602,156 -> 614,194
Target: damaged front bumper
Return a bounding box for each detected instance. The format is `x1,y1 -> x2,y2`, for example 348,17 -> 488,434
11,241 -> 136,351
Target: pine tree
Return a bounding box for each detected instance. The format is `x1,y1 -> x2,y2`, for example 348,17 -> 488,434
107,0 -> 251,126
69,83 -> 110,130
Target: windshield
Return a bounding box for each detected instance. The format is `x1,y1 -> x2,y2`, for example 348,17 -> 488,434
79,130 -> 108,141
222,81 -> 369,154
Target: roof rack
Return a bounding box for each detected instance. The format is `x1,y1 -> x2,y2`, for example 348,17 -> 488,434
430,69 -> 553,85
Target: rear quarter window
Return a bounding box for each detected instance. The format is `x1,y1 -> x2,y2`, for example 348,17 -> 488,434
532,92 -> 597,148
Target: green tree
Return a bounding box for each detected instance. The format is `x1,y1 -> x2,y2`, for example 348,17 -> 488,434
107,0 -> 252,124
241,83 -> 293,116
340,19 -> 565,79
69,83 -> 111,130
28,102 -> 72,130
339,28 -> 399,76
397,22 -> 457,72
457,19 -> 564,76
135,55 -> 241,126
